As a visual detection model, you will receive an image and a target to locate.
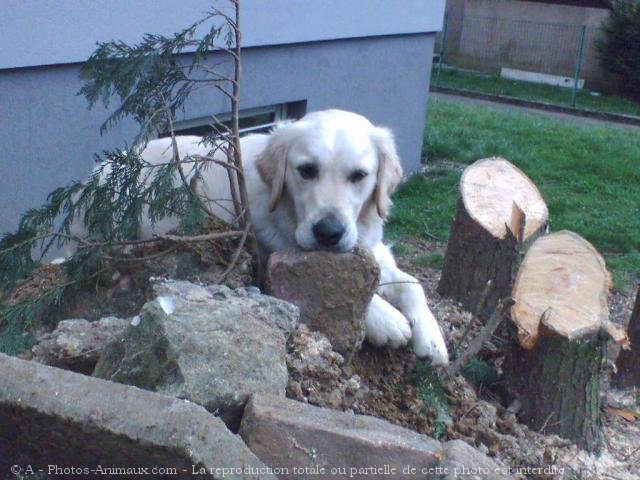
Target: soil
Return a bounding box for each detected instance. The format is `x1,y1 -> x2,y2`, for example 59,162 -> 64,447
348,237 -> 640,480
276,235 -> 639,479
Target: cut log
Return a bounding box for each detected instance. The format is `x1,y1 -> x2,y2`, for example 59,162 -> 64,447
438,157 -> 548,318
613,286 -> 640,388
505,231 -> 613,453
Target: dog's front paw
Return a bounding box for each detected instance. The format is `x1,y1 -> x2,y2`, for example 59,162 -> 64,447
365,295 -> 412,349
410,312 -> 449,366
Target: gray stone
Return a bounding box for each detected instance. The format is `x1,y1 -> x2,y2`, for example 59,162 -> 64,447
94,280 -> 299,427
240,394 -> 442,480
439,440 -> 516,480
29,317 -> 129,374
152,280 -> 299,338
267,246 -> 379,360
0,353 -> 277,479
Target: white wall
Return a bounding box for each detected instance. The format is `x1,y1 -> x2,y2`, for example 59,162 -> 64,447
1,0 -> 446,69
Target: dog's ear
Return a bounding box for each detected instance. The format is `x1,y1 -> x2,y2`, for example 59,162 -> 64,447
372,127 -> 403,219
256,125 -> 294,212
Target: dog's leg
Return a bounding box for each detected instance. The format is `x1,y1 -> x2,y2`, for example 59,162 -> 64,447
365,294 -> 412,348
372,243 -> 449,365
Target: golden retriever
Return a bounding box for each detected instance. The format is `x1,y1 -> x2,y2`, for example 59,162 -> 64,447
76,110 -> 450,365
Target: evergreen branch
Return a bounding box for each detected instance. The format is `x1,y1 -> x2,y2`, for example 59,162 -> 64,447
78,6 -> 235,140
0,286 -> 65,354
2,2 -> 254,355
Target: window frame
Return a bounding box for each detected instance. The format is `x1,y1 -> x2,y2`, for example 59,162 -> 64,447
159,102 -> 306,139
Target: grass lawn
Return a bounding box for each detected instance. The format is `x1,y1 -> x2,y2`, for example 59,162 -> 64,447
387,98 -> 640,290
433,67 -> 640,118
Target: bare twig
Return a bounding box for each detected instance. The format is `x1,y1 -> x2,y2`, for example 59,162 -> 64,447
424,231 -> 442,242
214,83 -> 234,100
191,154 -> 242,173
218,221 -> 251,282
456,280 -> 493,349
208,4 -> 237,27
447,297 -> 514,376
201,110 -> 234,136
229,0 -> 251,231
164,99 -> 221,223
0,228 -> 245,259
200,195 -> 237,219
137,153 -> 240,173
197,66 -> 236,84
537,411 -> 557,434
102,246 -> 178,263
156,230 -> 243,243
459,402 -> 479,421
0,233 -> 70,256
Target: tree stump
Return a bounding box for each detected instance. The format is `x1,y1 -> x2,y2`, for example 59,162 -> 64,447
613,286 -> 640,388
505,231 -> 619,453
438,157 -> 548,318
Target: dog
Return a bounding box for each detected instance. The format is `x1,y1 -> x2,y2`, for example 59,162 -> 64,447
76,109 -> 450,365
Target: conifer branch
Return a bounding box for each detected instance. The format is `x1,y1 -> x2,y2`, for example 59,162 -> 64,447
0,1 -> 255,355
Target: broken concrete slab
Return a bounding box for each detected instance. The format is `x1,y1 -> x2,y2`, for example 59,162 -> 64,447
440,440 -> 516,479
28,317 -> 129,374
0,353 -> 277,479
239,394 -> 442,480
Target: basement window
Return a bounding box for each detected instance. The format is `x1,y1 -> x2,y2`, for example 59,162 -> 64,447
519,0 -> 610,8
159,101 -> 306,139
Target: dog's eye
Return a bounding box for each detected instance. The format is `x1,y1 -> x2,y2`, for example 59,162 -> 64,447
348,169 -> 368,183
297,163 -> 319,180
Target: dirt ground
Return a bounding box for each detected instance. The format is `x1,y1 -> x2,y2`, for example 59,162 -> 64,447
344,238 -> 640,480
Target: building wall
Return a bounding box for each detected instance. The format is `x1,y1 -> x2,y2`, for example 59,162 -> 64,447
0,33 -> 436,233
1,0 -> 445,69
442,0 -> 611,90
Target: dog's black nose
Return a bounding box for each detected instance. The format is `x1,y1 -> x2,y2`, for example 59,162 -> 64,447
312,215 -> 345,247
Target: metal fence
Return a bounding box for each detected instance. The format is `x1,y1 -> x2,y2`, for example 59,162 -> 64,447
433,14 -> 599,108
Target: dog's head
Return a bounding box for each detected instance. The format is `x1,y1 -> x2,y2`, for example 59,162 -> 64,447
257,109 -> 403,252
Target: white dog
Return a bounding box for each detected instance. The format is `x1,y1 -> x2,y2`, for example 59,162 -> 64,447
85,110 -> 449,365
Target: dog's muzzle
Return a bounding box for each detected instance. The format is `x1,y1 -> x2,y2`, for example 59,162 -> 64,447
312,214 -> 345,248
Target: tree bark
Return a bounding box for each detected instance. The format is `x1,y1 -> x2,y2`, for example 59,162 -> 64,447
612,286 -> 640,388
438,157 -> 548,319
438,198 -> 519,319
505,231 -> 613,453
506,324 -> 604,452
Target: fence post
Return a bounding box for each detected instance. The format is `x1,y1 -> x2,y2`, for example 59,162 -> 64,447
572,25 -> 587,108
436,11 -> 449,86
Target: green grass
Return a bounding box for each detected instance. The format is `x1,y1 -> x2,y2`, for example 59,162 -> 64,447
388,98 -> 640,290
416,252 -> 445,269
410,362 -> 452,439
433,67 -> 640,118
387,166 -> 461,244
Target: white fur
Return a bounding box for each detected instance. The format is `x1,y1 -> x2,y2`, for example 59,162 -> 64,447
72,109 -> 449,365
